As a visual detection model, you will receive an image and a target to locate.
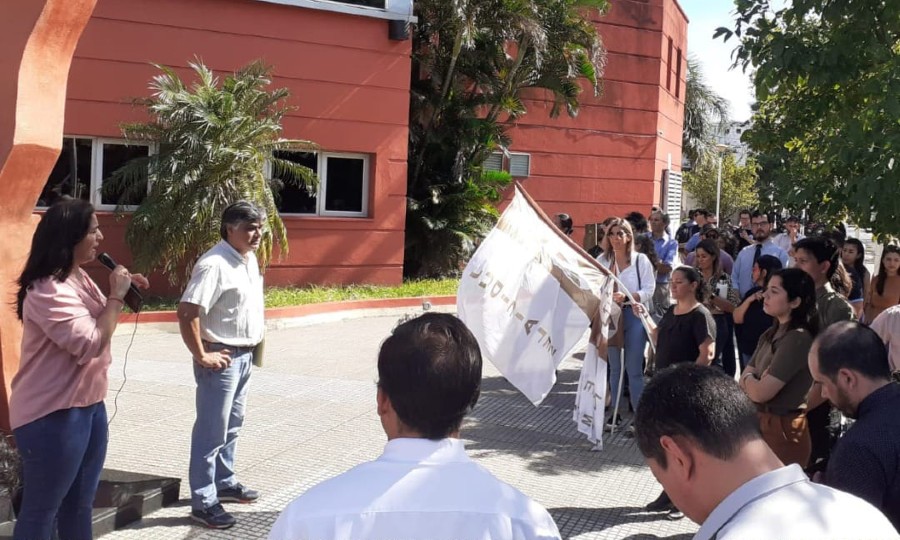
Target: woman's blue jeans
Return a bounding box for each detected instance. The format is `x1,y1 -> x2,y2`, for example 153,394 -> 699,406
609,308 -> 648,414
13,402 -> 108,540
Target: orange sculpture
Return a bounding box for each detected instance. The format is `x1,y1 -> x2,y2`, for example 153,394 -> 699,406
0,0 -> 98,432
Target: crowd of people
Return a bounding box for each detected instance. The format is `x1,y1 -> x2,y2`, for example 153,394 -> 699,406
7,195 -> 900,539
570,206 -> 900,531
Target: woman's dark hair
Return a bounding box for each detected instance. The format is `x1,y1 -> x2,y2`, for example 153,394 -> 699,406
793,236 -> 852,297
16,198 -> 95,319
625,211 -> 648,234
673,266 -> 706,303
843,238 -> 869,281
695,239 -> 722,278
717,229 -> 738,259
769,268 -> 819,336
753,254 -> 783,285
633,234 -> 660,269
875,245 -> 900,296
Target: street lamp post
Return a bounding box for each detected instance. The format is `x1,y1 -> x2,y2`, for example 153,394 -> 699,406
714,144 -> 731,225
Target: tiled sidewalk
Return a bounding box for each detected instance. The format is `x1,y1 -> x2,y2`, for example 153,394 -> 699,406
101,314 -> 697,539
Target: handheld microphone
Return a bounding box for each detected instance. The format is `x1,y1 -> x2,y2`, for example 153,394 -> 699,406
97,252 -> 144,313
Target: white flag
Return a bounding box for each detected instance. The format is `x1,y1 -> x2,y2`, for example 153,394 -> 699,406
457,184 -> 616,411
573,342 -> 608,447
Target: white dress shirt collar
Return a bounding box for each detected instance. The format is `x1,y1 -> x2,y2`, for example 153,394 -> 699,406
695,464 -> 808,540
380,438 -> 469,465
219,239 -> 249,264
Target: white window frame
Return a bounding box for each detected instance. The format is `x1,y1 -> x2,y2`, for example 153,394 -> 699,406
319,152 -> 370,217
484,152 -> 504,172
93,138 -> 155,212
508,152 -> 532,178
255,0 -> 416,22
35,135 -> 94,210
271,151 -> 370,218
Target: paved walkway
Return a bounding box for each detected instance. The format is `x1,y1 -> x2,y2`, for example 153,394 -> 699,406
102,311 -> 697,539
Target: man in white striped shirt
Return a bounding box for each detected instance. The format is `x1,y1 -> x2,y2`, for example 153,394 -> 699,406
177,201 -> 266,530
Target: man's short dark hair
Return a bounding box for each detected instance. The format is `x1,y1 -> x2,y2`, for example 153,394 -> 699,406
634,365 -> 761,468
739,209 -> 751,218
377,313 -> 482,440
814,322 -> 891,382
555,213 -> 574,235
750,209 -> 774,223
695,209 -> 711,218
220,200 -> 266,240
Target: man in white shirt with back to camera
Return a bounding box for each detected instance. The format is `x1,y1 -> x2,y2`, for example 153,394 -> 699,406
633,364 -> 897,540
268,313 -> 561,540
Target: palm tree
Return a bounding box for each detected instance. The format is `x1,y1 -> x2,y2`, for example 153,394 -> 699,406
103,60 -> 317,285
405,0 -> 608,278
683,54 -> 731,168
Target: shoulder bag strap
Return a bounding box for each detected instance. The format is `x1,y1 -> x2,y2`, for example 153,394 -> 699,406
636,254 -> 642,291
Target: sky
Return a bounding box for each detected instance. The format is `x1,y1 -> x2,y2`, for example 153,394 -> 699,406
677,0 -> 755,121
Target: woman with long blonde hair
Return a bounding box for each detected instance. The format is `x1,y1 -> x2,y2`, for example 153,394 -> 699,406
597,218 -> 656,428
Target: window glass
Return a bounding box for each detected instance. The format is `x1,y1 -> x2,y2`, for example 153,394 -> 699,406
100,143 -> 150,206
324,157 -> 365,213
331,0 -> 385,7
272,150 -> 318,214
39,138 -> 92,207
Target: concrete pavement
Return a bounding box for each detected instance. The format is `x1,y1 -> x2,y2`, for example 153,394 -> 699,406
101,309 -> 697,539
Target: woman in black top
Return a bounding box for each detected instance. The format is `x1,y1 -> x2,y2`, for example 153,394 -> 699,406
638,266 -> 716,369
633,266 -> 716,519
733,255 -> 783,369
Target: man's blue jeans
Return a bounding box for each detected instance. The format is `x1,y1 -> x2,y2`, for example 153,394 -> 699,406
13,402 -> 108,540
190,344 -> 253,511
609,308 -> 648,414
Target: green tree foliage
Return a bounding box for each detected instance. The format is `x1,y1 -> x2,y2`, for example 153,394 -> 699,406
683,55 -> 731,167
683,154 -> 759,222
405,0 -> 608,278
103,60 -> 317,285
717,0 -> 900,236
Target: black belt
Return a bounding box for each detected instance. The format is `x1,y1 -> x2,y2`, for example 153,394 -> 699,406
203,340 -> 257,351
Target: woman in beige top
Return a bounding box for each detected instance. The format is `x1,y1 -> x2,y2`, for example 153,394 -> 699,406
865,245 -> 900,323
739,268 -> 819,467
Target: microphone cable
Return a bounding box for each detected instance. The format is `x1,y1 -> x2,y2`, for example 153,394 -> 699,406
107,309 -> 141,427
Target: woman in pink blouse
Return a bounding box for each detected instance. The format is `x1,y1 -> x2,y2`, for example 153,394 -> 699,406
11,199 -> 148,540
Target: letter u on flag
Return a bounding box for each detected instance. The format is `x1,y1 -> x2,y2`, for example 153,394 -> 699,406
457,184 -> 616,421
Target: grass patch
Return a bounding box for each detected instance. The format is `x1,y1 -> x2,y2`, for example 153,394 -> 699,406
139,278 -> 460,312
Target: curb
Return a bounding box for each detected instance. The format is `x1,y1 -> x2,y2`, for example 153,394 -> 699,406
116,295 -> 458,335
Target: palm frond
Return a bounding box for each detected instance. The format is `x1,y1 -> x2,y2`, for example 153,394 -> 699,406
110,60 -> 318,285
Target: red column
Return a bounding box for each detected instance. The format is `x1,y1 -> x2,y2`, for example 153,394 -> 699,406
0,0 -> 98,432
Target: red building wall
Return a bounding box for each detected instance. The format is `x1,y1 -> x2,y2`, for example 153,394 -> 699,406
63,0 -> 412,293
504,0 -> 687,242
38,0 -> 684,294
